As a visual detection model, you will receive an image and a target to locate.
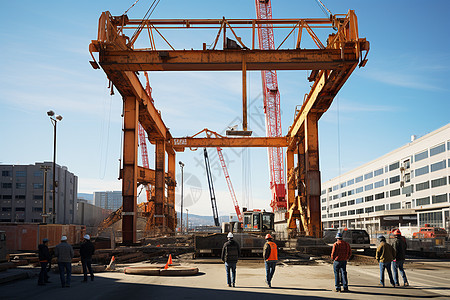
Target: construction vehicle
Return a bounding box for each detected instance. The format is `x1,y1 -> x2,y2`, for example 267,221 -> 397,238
412,224 -> 448,239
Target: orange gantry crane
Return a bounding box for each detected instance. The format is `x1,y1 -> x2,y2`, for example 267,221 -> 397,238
90,8 -> 369,243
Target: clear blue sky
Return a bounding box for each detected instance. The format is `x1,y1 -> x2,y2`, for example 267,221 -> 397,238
1,1 -> 449,217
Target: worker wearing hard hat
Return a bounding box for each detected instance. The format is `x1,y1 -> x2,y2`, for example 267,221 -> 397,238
331,232 -> 352,292
80,234 -> 95,282
221,232 -> 241,287
54,236 -> 74,288
376,235 -> 396,288
392,229 -> 409,287
263,234 -> 278,288
37,238 -> 51,286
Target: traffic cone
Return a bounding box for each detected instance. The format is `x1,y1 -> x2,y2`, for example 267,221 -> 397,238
163,254 -> 173,269
106,255 -> 116,271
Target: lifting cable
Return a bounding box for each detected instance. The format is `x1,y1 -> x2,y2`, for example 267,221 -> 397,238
99,78 -> 114,179
124,0 -> 142,15
315,0 -> 332,18
130,0 -> 162,44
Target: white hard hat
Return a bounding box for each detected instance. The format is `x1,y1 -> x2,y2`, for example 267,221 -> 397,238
61,236 -> 67,241
84,234 -> 90,240
227,232 -> 233,238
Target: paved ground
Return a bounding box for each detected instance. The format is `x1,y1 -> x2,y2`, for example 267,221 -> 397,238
1,259 -> 450,299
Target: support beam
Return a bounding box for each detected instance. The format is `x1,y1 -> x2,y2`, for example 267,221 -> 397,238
122,96 -> 139,244
155,139 -> 166,231
171,136 -> 290,151
167,152 -> 176,231
242,57 -> 247,131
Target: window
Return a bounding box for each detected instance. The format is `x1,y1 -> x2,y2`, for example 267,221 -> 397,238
390,175 -> 400,184
2,183 -> 12,189
33,183 -> 43,189
333,204 -> 339,209
33,195 -> 43,200
375,192 -> 385,200
340,201 -> 347,207
390,202 -> 401,210
415,166 -> 429,177
1,207 -> 12,212
415,150 -> 428,162
374,180 -> 384,188
365,207 -> 374,213
389,161 -> 400,171
355,176 -> 363,183
341,191 -> 347,198
430,143 -> 445,156
322,206 -> 327,211
2,195 -> 12,199
334,213 -> 339,217
374,168 -> 383,176
348,200 -> 355,206
403,160 -> 411,169
356,208 -> 364,214
416,196 -> 430,206
328,196 -> 332,201
321,198 -> 326,203
333,194 -> 339,200
432,194 -> 448,204
32,207 -> 43,212
365,195 -> 374,202
404,173 -> 411,183
347,179 -> 354,186
333,185 -> 339,191
15,207 -> 25,211
321,190 -> 326,195
2,170 -> 10,176
15,195 -> 25,199
375,205 -> 385,212
33,171 -> 43,177
365,183 -> 373,191
16,171 -> 26,177
328,214 -> 333,218
340,182 -> 346,189
431,177 -> 447,188
16,183 -> 26,189
416,181 -> 430,191
356,187 -> 363,193
431,160 -> 446,172
328,187 -> 332,193
390,189 -> 401,197
402,185 -> 414,195
322,214 -> 327,219
340,211 -> 347,217
348,189 -> 354,196
356,197 -> 363,204
364,172 -> 373,180
348,210 -> 355,215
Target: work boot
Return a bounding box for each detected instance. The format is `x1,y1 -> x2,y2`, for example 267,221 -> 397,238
404,282 -> 409,287
232,283 -> 235,287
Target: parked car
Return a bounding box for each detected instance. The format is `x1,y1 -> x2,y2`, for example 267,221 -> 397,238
323,228 -> 370,250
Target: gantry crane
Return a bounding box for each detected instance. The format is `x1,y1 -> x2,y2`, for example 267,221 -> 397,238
255,0 -> 286,211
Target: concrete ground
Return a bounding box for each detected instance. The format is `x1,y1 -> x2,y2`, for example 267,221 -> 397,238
1,259 -> 449,300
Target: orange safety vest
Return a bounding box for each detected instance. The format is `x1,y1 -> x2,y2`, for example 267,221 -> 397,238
266,241 -> 278,261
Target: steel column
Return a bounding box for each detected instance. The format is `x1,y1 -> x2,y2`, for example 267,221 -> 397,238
167,151 -> 176,231
155,139 -> 166,231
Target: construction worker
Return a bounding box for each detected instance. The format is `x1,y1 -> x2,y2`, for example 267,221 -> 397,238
80,234 -> 95,282
37,238 -> 51,286
331,232 -> 352,292
375,235 -> 396,288
55,236 -> 74,288
221,232 -> 241,287
392,229 -> 409,286
263,234 -> 278,288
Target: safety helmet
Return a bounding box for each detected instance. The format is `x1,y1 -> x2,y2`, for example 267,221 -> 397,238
227,232 -> 233,238
378,235 -> 385,241
393,229 -> 401,236
265,234 -> 273,240
84,234 -> 90,240
61,235 -> 67,241
335,232 -> 343,239
42,238 -> 49,243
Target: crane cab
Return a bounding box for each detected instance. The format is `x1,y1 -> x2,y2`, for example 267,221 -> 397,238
243,210 -> 274,233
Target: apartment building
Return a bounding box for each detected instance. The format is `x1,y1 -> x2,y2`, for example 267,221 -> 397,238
94,191 -> 122,211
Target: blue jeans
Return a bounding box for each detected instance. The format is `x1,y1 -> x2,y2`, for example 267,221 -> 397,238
379,262 -> 395,286
58,262 -> 72,287
82,258 -> 94,281
265,261 -> 277,285
392,260 -> 408,285
225,262 -> 236,285
38,262 -> 49,284
333,260 -> 348,290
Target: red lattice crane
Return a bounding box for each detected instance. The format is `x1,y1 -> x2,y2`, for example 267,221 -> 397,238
255,0 -> 286,211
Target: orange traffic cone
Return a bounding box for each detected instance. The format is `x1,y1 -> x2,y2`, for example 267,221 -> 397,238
163,254 -> 173,269
106,255 -> 116,271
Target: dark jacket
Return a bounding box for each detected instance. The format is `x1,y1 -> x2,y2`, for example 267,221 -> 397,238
376,241 -> 396,263
38,244 -> 51,262
55,241 -> 74,263
80,240 -> 95,259
393,236 -> 407,261
221,239 -> 240,263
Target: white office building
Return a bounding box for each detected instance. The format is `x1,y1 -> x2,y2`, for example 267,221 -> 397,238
94,191 -> 122,211
321,124 -> 450,235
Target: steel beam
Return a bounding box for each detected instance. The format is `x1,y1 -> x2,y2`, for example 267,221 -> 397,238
167,152 -> 176,231
155,139 -> 166,230
171,136 -> 290,151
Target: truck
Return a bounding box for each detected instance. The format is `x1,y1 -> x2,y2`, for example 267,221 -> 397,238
412,224 -> 448,239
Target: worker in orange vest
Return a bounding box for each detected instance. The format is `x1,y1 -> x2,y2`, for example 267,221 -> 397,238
263,234 -> 278,288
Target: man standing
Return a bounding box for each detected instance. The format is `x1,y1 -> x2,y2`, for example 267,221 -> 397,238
376,235 -> 396,287
80,234 -> 95,282
392,229 -> 409,287
37,238 -> 51,286
263,234 -> 278,288
331,232 -> 352,292
221,232 -> 240,287
55,236 -> 74,288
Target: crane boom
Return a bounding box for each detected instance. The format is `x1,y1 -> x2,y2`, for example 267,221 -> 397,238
203,148 -> 220,226
255,0 -> 286,211
216,147 -> 243,223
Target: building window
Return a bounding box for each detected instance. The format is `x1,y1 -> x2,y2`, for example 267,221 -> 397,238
348,189 -> 354,196
32,207 -> 43,212
403,159 -> 411,169
2,183 -> 12,189
15,195 -> 25,199
347,179 -> 354,186
364,172 -> 373,180
1,207 -> 12,212
355,176 -> 363,183
333,204 -> 339,209
16,183 -> 26,189
333,194 -> 339,200
365,207 -> 374,213
333,185 -> 339,191
375,192 -> 385,200
321,190 -> 326,195
430,143 -> 445,156
416,181 -> 430,191
402,185 -> 414,195
15,207 -> 25,212
364,183 -> 373,191
374,180 -> 384,188
390,202 -> 401,210
348,210 -> 355,215
2,170 -> 11,176
33,183 -> 43,189
431,177 -> 447,188
340,182 -> 346,189
390,189 -> 401,197
432,194 -> 448,204
415,165 -> 429,177
328,196 -> 332,201
356,197 -> 363,204
340,201 -> 347,207
334,213 -> 339,217
322,206 -> 326,211
356,208 -> 364,214
2,195 -> 12,199
419,211 -> 443,227
33,195 -> 43,200
322,214 -> 327,219
390,175 -> 400,184
404,173 -> 411,183
348,200 -> 355,206
375,204 -> 385,212
356,187 -> 363,193
416,196 -> 430,206
33,171 -> 43,177
430,160 -> 446,172
365,195 -> 374,202
328,187 -> 332,193
341,191 -> 347,198
374,168 -> 383,176
389,161 -> 400,171
415,150 -> 428,162
16,171 -> 26,177
340,211 -> 347,217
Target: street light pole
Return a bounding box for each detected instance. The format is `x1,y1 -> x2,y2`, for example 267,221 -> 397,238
47,110 -> 62,224
179,161 -> 185,234
186,208 -> 189,233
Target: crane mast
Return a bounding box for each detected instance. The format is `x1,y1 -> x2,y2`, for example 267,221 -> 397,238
203,148 -> 220,226
255,0 -> 286,211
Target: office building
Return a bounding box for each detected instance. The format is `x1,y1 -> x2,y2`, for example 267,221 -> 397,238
321,124 -> 450,235
94,191 -> 122,211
